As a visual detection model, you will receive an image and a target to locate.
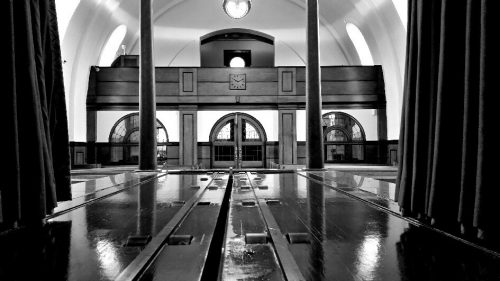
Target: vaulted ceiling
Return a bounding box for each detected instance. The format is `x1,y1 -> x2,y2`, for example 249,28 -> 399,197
59,0 -> 406,141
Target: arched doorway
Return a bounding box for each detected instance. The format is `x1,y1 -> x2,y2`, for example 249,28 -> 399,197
322,112 -> 366,163
109,113 -> 168,164
210,113 -> 267,168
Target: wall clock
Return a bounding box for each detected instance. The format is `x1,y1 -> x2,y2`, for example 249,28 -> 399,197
229,74 -> 246,90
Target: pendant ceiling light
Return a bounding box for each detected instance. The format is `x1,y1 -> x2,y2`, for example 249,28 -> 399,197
223,0 -> 251,19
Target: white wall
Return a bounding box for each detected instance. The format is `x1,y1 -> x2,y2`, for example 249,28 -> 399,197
97,109 -> 377,143
296,109 -> 378,141
61,0 -> 406,142
96,111 -> 135,142
156,111 -> 180,142
198,111 -> 279,142
96,111 -> 179,142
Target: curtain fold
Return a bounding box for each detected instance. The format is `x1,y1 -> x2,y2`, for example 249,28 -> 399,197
397,0 -> 499,240
2,0 -> 71,228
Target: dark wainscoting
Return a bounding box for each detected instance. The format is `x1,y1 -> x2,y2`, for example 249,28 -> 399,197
70,140 -> 398,169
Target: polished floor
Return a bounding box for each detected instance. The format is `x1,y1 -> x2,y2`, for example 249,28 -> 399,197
1,167 -> 499,281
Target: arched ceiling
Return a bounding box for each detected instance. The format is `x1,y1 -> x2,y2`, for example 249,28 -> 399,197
60,0 -> 406,141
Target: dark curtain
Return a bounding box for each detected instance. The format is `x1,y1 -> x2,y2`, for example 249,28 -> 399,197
2,0 -> 71,227
396,0 -> 499,240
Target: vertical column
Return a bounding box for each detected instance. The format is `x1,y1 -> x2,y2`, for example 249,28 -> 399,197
377,107 -> 388,163
138,180 -> 157,235
278,109 -> 297,165
179,106 -> 198,168
306,0 -> 324,169
139,0 -> 157,170
86,110 -> 97,164
308,180 -> 325,280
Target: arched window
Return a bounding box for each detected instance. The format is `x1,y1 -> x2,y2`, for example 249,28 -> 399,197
109,113 -> 168,143
322,112 -> 366,162
108,113 -> 168,164
99,25 -> 127,66
322,112 -> 365,141
325,129 -> 349,142
210,113 -> 266,168
346,23 -> 374,65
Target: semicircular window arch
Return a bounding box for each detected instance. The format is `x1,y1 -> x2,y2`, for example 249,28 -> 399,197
322,112 -> 366,142
325,129 -> 349,142
109,113 -> 168,143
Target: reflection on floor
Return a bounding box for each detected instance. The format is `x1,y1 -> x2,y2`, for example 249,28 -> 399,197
1,167 -> 499,281
325,163 -> 398,183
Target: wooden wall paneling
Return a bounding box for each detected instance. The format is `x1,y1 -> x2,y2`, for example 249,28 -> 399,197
197,143 -> 211,169
179,108 -> 198,167
296,82 -> 305,95
295,68 -> 306,82
197,68 -> 278,82
278,68 -> 296,95
167,143 -> 180,158
86,110 -> 97,164
86,110 -> 97,142
376,108 -> 387,141
197,82 -> 278,96
321,66 -> 380,81
95,82 -> 179,96
156,83 -> 180,95
97,82 -> 138,95
88,66 -> 386,111
179,68 -> 197,95
321,81 -> 380,94
265,142 -> 279,167
96,68 -> 139,82
155,68 -> 180,82
279,110 -> 297,164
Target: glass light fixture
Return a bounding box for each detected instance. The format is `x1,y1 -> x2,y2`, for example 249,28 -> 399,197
229,57 -> 245,67
223,0 -> 251,19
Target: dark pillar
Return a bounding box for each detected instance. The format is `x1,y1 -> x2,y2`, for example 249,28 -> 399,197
139,0 -> 157,170
86,110 -> 97,165
306,0 -> 324,169
308,179 -> 325,280
138,180 -> 157,235
377,108 -> 388,164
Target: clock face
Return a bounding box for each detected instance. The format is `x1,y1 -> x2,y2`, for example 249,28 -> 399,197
229,74 -> 246,90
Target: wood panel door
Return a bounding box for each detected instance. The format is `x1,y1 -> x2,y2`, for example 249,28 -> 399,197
212,113 -> 266,168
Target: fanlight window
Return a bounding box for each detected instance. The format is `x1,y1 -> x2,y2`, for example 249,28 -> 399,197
326,130 -> 348,142
216,121 -> 234,141
322,112 -> 365,142
109,113 -> 168,143
243,121 -> 260,141
128,130 -> 140,143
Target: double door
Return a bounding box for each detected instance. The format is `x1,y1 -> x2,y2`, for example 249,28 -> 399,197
212,113 -> 264,168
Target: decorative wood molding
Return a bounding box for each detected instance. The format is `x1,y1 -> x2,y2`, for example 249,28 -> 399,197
179,68 -> 197,95
88,66 -> 385,109
278,68 -> 296,95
